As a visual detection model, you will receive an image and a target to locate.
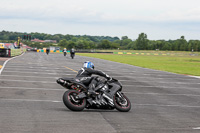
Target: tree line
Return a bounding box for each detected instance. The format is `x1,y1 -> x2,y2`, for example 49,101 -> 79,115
0,30 -> 200,51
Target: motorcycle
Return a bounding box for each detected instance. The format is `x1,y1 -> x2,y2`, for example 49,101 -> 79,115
70,53 -> 75,59
63,52 -> 67,56
46,49 -> 50,55
57,77 -> 131,112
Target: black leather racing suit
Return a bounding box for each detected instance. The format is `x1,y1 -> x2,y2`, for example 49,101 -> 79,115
76,67 -> 110,93
70,49 -> 75,57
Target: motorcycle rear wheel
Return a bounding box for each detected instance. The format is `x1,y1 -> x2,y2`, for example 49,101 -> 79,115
63,90 -> 86,111
114,92 -> 131,112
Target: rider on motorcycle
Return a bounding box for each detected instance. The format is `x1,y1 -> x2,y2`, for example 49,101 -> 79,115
63,48 -> 67,56
70,48 -> 75,58
76,61 -> 112,96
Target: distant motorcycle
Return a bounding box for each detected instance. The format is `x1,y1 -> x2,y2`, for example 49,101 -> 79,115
57,77 -> 131,112
63,48 -> 67,56
70,48 -> 75,59
46,49 -> 50,55
64,52 -> 67,56
70,53 -> 75,59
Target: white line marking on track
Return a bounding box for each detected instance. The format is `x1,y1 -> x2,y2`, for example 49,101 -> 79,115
4,68 -> 72,72
0,75 -> 59,79
3,78 -> 197,86
0,98 -> 62,103
1,98 -> 200,108
135,104 -> 200,108
189,76 -> 200,79
114,76 -> 199,80
7,76 -> 198,85
0,79 -> 55,83
0,86 -> 64,91
1,86 -> 199,97
2,70 -> 75,75
6,66 -> 49,69
123,85 -> 200,90
6,66 -> 75,70
0,52 -> 25,75
124,92 -> 200,97
193,127 -> 200,130
120,80 -> 200,84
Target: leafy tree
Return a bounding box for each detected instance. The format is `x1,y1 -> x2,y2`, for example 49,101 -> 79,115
110,42 -> 120,49
126,41 -> 136,50
98,40 -> 111,49
44,34 -> 52,40
67,41 -> 76,49
52,35 -> 61,42
121,36 -> 128,40
173,36 -> 188,51
162,42 -> 170,50
179,36 -> 188,51
1,30 -> 200,51
59,39 -> 68,48
121,38 -> 132,47
136,33 -> 148,50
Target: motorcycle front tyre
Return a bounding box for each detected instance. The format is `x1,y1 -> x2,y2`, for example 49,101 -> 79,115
114,93 -> 131,112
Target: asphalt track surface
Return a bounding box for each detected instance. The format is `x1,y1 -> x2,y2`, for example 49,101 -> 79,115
0,52 -> 200,133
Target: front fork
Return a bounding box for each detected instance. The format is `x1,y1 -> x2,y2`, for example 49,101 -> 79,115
116,91 -> 123,98
115,91 -> 126,103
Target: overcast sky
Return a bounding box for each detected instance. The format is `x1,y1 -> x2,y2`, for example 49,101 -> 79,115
0,0 -> 200,40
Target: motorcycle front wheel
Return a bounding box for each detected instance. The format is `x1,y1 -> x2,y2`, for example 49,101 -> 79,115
63,90 -> 86,111
114,92 -> 131,112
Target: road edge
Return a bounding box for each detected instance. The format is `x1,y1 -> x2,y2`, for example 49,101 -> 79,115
0,52 -> 25,75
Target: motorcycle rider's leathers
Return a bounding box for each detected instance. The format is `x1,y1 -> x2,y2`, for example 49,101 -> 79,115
70,49 -> 75,57
76,67 -> 110,94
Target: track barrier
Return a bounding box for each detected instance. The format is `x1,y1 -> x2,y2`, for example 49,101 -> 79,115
0,48 -> 26,57
0,48 -> 11,57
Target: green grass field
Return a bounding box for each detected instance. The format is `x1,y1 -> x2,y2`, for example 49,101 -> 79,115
11,49 -> 26,57
77,52 -> 200,76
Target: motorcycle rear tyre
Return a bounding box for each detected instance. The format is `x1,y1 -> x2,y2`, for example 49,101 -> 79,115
63,90 -> 86,111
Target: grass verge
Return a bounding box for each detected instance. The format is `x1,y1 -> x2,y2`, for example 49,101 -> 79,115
11,49 -> 26,57
77,53 -> 200,76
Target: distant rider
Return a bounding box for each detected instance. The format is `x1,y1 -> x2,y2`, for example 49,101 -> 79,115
63,48 -> 67,56
70,48 -> 75,58
46,48 -> 50,55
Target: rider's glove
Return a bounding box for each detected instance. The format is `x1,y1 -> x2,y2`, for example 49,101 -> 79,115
106,74 -> 112,81
108,77 -> 112,81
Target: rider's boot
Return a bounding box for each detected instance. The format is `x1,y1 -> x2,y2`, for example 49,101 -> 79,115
87,84 -> 99,96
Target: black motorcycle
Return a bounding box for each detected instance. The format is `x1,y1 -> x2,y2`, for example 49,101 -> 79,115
46,49 -> 50,55
70,53 -> 75,59
57,77 -> 131,112
64,52 -> 67,56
